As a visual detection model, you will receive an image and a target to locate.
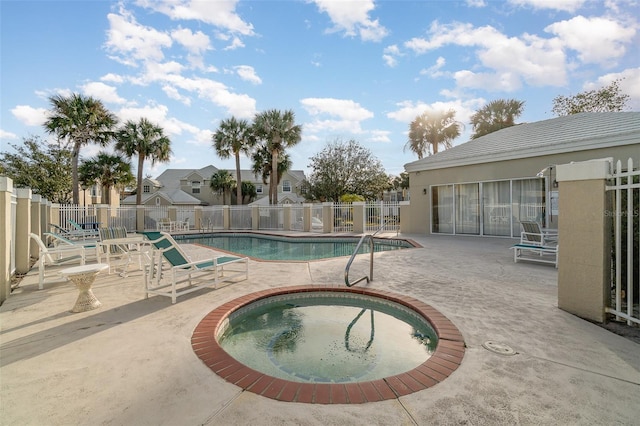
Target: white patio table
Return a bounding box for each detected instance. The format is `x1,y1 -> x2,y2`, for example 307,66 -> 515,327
60,263 -> 109,313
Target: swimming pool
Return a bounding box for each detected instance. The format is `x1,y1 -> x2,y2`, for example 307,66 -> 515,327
175,233 -> 415,261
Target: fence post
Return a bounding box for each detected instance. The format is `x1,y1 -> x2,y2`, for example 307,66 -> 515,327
223,206 -> 230,230
50,203 -> 60,229
556,158 -> 612,323
353,202 -> 365,234
322,202 -> 333,233
251,205 -> 259,230
96,204 -> 109,228
0,177 -> 13,303
194,206 -> 203,231
399,201 -> 410,234
283,205 -> 291,231
30,195 -> 42,255
40,199 -> 49,237
302,204 -> 312,232
15,188 -> 32,275
136,205 -> 145,232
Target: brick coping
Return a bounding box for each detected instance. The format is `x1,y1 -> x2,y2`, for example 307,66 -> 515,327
191,286 -> 465,404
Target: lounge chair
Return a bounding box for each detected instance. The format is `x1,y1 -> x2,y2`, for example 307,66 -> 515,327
44,232 -> 100,261
68,219 -> 100,239
141,231 -> 248,304
511,221 -> 558,267
30,233 -> 86,289
98,227 -> 147,276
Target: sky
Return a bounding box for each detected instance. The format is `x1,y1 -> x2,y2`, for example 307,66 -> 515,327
1,0 -> 639,180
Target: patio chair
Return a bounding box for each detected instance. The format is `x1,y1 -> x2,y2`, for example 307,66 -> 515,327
511,221 -> 559,267
30,233 -> 86,290
68,219 -> 100,239
44,232 -> 100,261
98,227 -> 147,276
141,231 -> 248,304
519,221 -> 558,246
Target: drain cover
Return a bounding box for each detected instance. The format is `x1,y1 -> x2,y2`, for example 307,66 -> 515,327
482,341 -> 516,356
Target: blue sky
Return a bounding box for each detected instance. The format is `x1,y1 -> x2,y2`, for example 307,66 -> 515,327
1,0 -> 639,179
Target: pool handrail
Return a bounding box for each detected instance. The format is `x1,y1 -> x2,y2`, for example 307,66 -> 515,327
344,219 -> 392,287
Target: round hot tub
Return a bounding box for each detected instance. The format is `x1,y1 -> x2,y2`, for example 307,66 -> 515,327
192,286 -> 464,404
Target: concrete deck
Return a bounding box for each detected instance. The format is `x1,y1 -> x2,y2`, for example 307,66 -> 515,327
1,234 -> 639,425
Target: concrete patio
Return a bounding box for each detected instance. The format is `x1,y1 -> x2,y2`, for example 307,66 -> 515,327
1,234 -> 638,425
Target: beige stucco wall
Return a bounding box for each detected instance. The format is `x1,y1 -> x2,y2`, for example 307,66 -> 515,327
406,145 -> 639,235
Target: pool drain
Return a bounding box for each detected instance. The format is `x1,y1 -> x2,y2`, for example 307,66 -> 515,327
482,341 -> 516,356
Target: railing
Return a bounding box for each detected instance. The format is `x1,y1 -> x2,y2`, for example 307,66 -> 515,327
606,158 -> 639,326
344,220 -> 391,287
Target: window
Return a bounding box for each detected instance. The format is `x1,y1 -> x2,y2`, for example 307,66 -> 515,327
143,185 -> 150,193
192,180 -> 201,194
256,184 -> 263,194
431,185 -> 454,234
455,183 -> 480,234
155,197 -> 160,206
282,180 -> 291,192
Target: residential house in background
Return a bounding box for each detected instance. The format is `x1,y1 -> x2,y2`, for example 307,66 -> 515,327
121,165 -> 306,206
404,112 -> 640,237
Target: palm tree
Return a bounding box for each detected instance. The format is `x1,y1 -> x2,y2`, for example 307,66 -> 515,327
212,117 -> 256,206
115,118 -> 172,205
210,170 -> 236,205
240,181 -> 257,204
405,109 -> 461,159
252,109 -> 302,204
78,152 -> 135,204
470,99 -> 525,139
44,93 -> 118,204
251,145 -> 292,202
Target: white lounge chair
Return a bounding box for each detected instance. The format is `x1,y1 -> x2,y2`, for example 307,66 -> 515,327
44,232 -> 100,261
141,231 -> 248,304
30,233 -> 86,289
98,227 -> 147,276
511,221 -> 558,267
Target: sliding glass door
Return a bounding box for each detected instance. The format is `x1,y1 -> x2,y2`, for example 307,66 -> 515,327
483,181 -> 511,236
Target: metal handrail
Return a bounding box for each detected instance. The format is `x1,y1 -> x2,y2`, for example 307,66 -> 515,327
344,234 -> 374,287
344,219 -> 391,287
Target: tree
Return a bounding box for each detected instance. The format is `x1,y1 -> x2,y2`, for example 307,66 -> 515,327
405,109 -> 461,159
552,79 -> 630,116
78,152 -> 135,204
0,136 -> 73,203
391,172 -> 409,191
251,144 -> 292,202
470,99 -> 524,139
238,181 -> 257,204
115,118 -> 172,205
252,109 -> 302,204
210,170 -> 236,205
302,139 -> 389,202
44,93 -> 118,204
212,117 -> 256,206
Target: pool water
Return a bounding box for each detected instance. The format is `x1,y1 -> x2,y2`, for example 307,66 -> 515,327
176,233 -> 413,261
217,292 -> 438,383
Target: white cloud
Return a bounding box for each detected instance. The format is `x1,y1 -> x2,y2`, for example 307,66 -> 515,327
584,67 -> 640,109
508,0 -> 587,13
171,27 -> 211,54
386,99 -> 483,128
301,98 -> 374,121
420,56 -> 447,78
545,16 -> 636,65
11,105 -> 48,126
405,21 -> 568,89
105,8 -> 172,66
369,129 -> 391,143
466,0 -> 487,7
235,65 -> 262,85
135,0 -> 255,36
0,129 -> 18,139
223,36 -> 245,50
301,98 -> 374,136
311,0 -> 388,42
81,82 -> 127,104
162,85 -> 192,105
101,73 -> 125,83
383,44 -> 401,67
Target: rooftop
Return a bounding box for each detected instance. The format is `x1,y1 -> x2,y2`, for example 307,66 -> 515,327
1,234 -> 638,424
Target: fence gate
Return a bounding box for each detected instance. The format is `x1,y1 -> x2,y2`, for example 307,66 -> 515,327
606,158 -> 639,326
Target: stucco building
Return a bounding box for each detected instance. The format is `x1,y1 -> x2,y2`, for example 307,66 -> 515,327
403,112 -> 640,236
